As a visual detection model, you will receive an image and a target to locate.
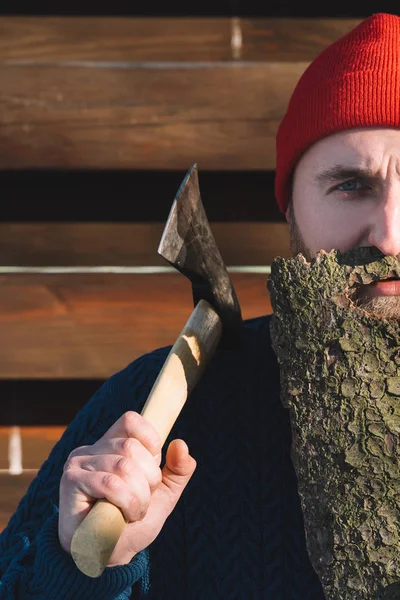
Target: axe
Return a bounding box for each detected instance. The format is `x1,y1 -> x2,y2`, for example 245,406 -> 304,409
70,163 -> 243,577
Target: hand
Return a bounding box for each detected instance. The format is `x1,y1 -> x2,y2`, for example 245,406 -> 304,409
58,411 -> 196,566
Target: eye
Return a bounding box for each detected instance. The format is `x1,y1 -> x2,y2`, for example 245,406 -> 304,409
335,179 -> 364,192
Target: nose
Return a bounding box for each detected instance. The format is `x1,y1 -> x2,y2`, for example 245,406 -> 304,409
368,186 -> 400,256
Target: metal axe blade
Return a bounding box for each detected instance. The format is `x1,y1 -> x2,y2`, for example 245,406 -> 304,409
158,163 -> 243,340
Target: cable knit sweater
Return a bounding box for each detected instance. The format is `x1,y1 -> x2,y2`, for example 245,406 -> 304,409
0,314 -> 324,599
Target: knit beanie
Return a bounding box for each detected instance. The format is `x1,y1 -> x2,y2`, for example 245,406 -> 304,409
275,13 -> 400,214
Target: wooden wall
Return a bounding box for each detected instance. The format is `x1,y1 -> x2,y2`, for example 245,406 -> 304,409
0,4 -> 394,528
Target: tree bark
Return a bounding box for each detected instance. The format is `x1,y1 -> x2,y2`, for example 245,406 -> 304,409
268,248 -> 400,600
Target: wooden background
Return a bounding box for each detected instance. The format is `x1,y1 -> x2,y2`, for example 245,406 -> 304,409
1,2 -> 396,530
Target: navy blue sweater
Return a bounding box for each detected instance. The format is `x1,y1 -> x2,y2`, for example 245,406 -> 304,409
0,315 -> 324,599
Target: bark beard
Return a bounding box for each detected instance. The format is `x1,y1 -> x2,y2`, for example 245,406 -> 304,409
287,201 -> 400,319
268,247 -> 400,600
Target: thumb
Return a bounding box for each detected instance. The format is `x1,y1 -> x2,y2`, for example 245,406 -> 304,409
161,439 -> 196,497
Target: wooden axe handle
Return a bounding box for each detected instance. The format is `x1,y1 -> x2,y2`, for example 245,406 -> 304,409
70,299 -> 222,577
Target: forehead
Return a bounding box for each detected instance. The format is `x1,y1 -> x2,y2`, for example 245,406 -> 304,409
294,127 -> 400,177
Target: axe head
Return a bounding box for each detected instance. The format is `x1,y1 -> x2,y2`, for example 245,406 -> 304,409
158,163 -> 243,341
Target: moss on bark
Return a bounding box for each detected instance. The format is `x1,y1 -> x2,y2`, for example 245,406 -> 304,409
268,248 -> 400,600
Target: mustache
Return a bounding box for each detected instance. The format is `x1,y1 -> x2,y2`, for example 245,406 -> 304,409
333,247 -> 400,287
338,246 -> 400,267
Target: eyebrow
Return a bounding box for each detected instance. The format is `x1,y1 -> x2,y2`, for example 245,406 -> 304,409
314,165 -> 377,186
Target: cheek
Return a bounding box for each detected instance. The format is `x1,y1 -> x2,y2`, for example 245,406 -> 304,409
295,201 -> 362,255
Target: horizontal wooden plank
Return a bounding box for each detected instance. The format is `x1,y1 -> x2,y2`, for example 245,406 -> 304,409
0,272 -> 273,378
0,169 -> 284,223
0,17 -> 359,62
0,17 -> 235,62
0,472 -> 37,532
0,426 -> 65,469
0,17 -> 360,171
0,429 -> 7,468
0,222 -> 290,266
0,62 -> 305,170
0,426 -> 63,528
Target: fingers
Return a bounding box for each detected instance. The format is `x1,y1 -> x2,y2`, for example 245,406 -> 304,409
59,408 -> 197,565
76,453 -> 162,490
98,411 -> 162,458
64,435 -> 163,523
62,463 -> 151,523
62,440 -> 196,527
59,434 -> 197,559
69,435 -> 162,470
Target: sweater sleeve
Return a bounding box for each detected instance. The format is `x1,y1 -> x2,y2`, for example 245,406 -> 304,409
0,349 -> 168,600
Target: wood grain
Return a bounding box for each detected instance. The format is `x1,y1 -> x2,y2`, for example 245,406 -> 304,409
0,426 -> 66,469
0,61 -> 304,170
0,17 -> 360,171
0,17 -> 360,62
0,17 -> 357,170
0,222 -> 290,267
0,428 -> 9,469
0,272 -> 272,378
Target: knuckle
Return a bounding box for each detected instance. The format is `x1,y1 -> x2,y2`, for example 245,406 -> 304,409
61,467 -> 79,486
122,410 -> 140,429
115,456 -> 132,476
63,454 -> 81,473
66,445 -> 86,461
102,473 -> 122,493
121,411 -> 161,455
120,436 -> 137,456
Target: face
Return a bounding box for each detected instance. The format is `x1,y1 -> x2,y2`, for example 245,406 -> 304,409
288,127 -> 400,317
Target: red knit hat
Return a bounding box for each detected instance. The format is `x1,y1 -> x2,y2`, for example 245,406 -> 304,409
275,13 -> 400,214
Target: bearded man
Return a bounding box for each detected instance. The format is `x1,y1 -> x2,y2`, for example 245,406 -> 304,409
1,11 -> 399,600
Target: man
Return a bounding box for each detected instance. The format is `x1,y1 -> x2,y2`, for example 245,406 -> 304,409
0,12 -> 399,599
